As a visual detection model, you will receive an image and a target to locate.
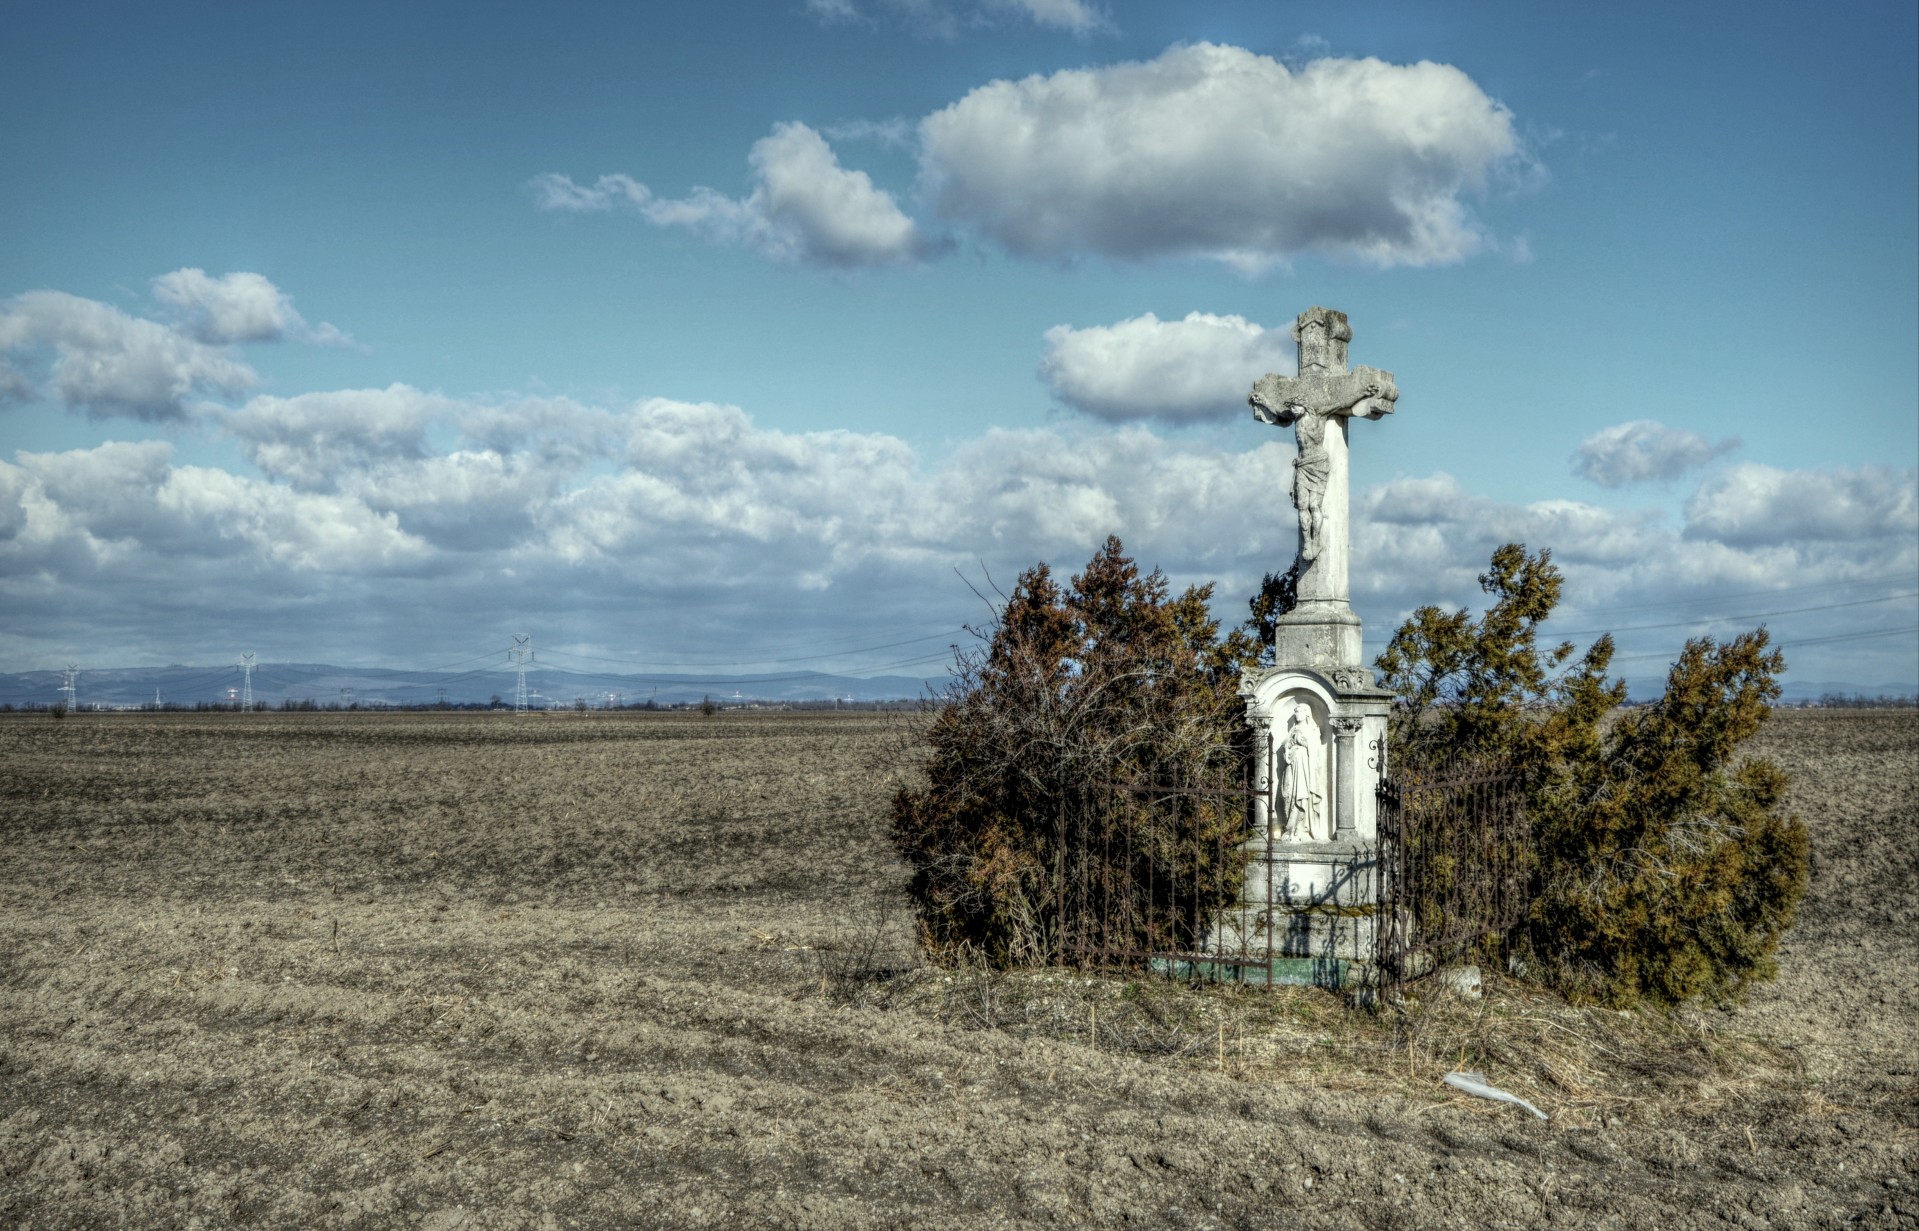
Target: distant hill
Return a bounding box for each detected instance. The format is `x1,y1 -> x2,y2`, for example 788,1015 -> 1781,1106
0,662 -> 949,710
5,663 -> 1908,712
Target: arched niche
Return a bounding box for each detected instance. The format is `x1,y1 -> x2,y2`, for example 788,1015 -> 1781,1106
1247,671 -> 1336,843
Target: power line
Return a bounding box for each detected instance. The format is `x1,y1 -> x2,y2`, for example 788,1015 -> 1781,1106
148,665 -> 244,696
1610,624 -> 1919,663
1547,592 -> 1918,640
1769,624 -> 1919,651
1563,570 -> 1919,616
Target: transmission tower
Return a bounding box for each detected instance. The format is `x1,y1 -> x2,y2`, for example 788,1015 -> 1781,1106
507,635 -> 534,713
240,653 -> 256,712
59,665 -> 78,712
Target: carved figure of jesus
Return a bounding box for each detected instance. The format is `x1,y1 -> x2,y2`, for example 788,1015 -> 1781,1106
1249,307 -> 1399,616
1292,410 -> 1330,561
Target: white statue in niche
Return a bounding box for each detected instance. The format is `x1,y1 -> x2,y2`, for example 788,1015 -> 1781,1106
1273,699 -> 1328,842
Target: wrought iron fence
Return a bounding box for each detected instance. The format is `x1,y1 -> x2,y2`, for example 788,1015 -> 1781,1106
1038,751 -> 1529,999
1053,769 -> 1277,982
1375,755 -> 1530,997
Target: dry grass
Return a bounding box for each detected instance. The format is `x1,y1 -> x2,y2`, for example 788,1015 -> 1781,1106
0,707 -> 1912,1230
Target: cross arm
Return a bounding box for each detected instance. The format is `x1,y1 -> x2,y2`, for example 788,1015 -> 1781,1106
1250,366 -> 1399,426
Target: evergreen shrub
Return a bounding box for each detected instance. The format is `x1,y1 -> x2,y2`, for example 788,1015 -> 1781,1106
1376,544 -> 1810,1006
891,537 -> 1258,966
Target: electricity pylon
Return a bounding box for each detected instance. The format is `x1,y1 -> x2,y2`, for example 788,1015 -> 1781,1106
507,635 -> 534,713
240,653 -> 255,712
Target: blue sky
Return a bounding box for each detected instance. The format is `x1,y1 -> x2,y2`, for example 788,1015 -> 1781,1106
2,0 -> 1915,694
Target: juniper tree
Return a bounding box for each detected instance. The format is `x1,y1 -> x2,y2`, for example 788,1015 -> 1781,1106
1376,544 -> 1809,1006
892,537 -> 1259,965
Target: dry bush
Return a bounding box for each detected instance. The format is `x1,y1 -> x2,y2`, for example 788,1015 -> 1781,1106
890,537 -> 1257,967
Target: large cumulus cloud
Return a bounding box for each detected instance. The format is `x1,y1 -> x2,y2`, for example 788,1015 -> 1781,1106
1572,419 -> 1739,487
1683,462 -> 1917,548
536,44 -> 1530,273
151,268 -> 350,346
919,44 -> 1524,269
0,291 -> 257,420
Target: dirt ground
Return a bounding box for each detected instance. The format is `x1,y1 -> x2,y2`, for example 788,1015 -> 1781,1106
0,707 -> 1912,1230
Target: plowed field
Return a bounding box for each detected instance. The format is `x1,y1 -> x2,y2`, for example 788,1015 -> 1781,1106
1,708 -> 1913,1229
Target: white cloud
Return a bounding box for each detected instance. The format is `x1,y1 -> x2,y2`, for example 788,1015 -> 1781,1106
535,125 -> 931,269
1683,463 -> 1918,547
538,46 -> 1525,274
0,290 -> 257,420
989,0 -> 1104,33
1,442 -> 428,578
5,440 -> 179,554
1350,468 -> 1919,674
805,0 -> 1104,35
0,275 -> 352,420
527,172 -> 652,212
154,465 -> 430,573
220,385 -> 452,490
1572,419 -> 1739,487
821,118 -> 917,150
745,122 -> 930,266
4,380 -> 1911,690
1040,311 -> 1293,422
150,268 -> 349,346
457,394 -> 623,463
918,43 -> 1524,269
345,451 -> 567,553
1286,34 -> 1334,66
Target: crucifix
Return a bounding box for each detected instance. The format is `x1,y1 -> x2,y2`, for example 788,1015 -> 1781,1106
1248,307 -> 1399,671
1219,307 -> 1402,983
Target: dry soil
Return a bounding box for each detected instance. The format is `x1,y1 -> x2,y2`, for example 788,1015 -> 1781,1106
0,708 -> 1913,1229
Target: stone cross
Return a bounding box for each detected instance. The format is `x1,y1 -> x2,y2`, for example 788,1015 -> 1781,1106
1248,307 -> 1398,670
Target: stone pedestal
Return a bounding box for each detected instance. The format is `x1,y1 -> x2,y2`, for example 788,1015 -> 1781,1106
1269,604 -> 1364,674
1207,665 -> 1392,987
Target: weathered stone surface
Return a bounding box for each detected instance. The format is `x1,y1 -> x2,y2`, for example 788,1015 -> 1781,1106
1248,306 -> 1398,670
1241,668 -> 1389,845
1207,905 -> 1378,962
1240,840 -> 1378,908
1229,308 -> 1401,987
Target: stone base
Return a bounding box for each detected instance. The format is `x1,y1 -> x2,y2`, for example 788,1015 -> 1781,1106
1243,840 -> 1377,907
1198,839 -> 1380,989
1207,905 -> 1377,962
1151,955 -> 1372,989
1230,658 -> 1394,991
